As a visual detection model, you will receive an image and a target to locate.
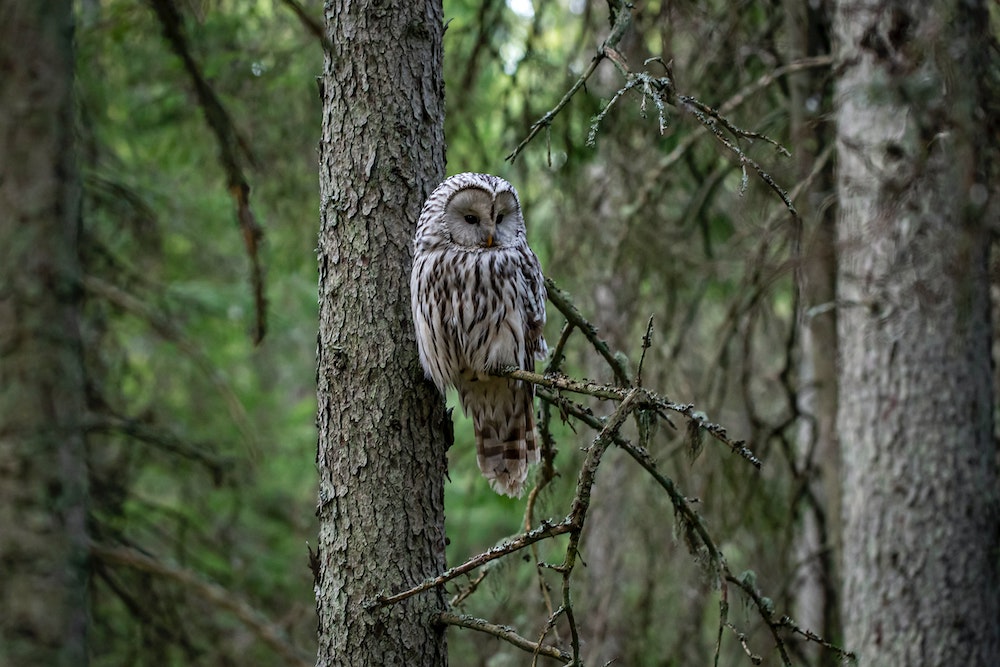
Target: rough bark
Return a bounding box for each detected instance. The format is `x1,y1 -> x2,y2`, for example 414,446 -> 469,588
314,2 -> 448,666
834,0 -> 999,663
0,2 -> 89,665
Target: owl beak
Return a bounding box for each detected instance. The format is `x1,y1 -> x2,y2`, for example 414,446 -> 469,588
484,233 -> 494,248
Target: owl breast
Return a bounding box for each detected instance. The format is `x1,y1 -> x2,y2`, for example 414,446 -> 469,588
412,246 -> 530,392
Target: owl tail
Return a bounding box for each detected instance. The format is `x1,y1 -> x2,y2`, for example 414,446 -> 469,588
462,379 -> 540,498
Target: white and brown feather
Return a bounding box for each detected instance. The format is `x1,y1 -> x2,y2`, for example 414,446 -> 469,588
411,173 -> 546,497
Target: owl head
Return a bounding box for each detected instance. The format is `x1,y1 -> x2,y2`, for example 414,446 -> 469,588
418,173 -> 526,251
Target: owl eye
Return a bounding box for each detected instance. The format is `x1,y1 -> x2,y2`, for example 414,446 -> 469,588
496,213 -> 505,225
463,214 -> 479,225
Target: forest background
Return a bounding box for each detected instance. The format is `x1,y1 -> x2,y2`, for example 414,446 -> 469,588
1,0 -> 998,666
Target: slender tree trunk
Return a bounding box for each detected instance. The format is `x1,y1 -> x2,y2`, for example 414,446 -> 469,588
834,0 -> 999,663
579,274 -> 638,667
314,2 -> 448,665
0,2 -> 89,665
783,1 -> 841,661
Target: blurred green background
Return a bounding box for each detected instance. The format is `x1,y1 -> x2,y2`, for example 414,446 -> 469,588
77,1 -> 843,664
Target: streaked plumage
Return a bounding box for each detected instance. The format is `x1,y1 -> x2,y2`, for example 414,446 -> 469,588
410,173 -> 547,497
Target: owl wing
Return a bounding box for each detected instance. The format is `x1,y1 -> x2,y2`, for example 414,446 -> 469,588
411,250 -> 461,394
519,244 -> 548,365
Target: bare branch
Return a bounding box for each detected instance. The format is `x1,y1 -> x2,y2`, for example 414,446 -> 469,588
92,543 -> 310,667
367,518 -> 573,608
774,614 -> 858,663
84,414 -> 231,481
83,275 -> 258,453
448,570 -> 489,608
145,0 -> 267,343
437,612 -> 572,663
278,0 -> 334,53
725,622 -> 763,665
635,314 -> 655,388
559,387 -> 644,663
504,366 -> 629,401
507,53 -> 605,164
545,277 -> 632,386
506,366 -> 761,468
507,0 -> 633,163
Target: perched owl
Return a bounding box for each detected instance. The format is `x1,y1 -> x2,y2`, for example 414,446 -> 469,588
411,173 -> 548,497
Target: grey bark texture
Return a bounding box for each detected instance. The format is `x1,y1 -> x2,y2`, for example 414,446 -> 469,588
0,2 -> 90,665
834,0 -> 999,663
314,1 -> 449,666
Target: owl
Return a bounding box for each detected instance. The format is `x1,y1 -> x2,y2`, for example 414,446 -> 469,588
411,173 -> 548,497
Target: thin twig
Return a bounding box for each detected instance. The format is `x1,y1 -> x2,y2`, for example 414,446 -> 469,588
508,53 -> 605,163
146,0 -> 267,343
448,570 -> 489,608
725,622 -> 763,665
545,320 -> 575,375
774,615 -> 858,663
545,277 -> 632,386
505,366 -> 762,468
635,314 -> 655,388
679,94 -> 790,156
507,0 -> 633,162
278,0 -> 334,52
92,543 -> 310,667
368,518 -> 573,608
438,612 -> 571,663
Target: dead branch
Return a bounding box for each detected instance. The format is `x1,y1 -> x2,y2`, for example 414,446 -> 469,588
506,365 -> 761,468
92,542 -> 310,667
82,275 -> 258,454
437,612 -> 572,663
278,0 -> 334,52
367,518 -> 574,608
506,0 -> 633,163
146,0 -> 267,343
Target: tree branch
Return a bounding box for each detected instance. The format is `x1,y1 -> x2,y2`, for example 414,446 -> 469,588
278,0 -> 334,52
506,0 -> 634,163
505,366 -> 761,468
545,277 -> 632,386
82,274 -> 258,453
437,612 -> 572,663
92,542 -> 310,667
146,0 -> 267,343
367,518 -> 574,608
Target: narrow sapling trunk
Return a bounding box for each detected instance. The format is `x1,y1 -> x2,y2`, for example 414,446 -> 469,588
782,1 -> 841,659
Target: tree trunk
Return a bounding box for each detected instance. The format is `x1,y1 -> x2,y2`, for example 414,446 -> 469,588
0,2 -> 89,665
782,1 -> 841,660
834,0 -> 999,663
314,2 -> 448,666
